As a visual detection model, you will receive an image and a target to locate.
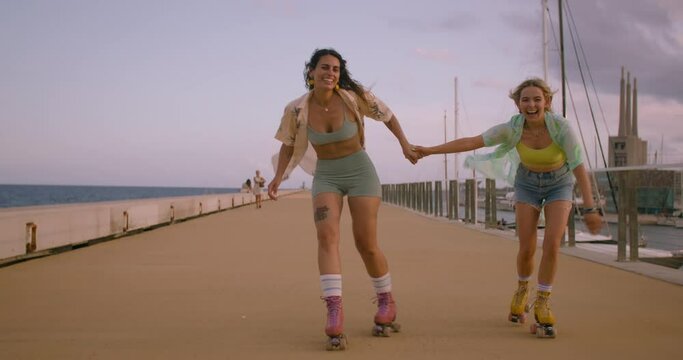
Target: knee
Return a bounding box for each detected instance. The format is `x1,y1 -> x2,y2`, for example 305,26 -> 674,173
518,247 -> 535,262
541,248 -> 559,261
355,241 -> 379,258
316,227 -> 338,248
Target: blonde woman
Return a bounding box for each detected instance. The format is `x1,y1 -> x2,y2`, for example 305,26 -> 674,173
414,78 -> 602,338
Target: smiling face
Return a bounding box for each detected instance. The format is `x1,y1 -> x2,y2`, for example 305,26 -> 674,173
516,86 -> 550,123
308,54 -> 340,91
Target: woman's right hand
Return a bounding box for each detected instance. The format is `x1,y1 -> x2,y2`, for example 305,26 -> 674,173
267,178 -> 281,200
412,145 -> 431,159
584,212 -> 603,234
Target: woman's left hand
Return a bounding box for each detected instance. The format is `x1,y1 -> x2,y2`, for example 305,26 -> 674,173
584,212 -> 603,234
403,144 -> 419,164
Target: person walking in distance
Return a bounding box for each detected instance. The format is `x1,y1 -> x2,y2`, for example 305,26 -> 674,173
413,78 -> 603,338
252,170 -> 266,209
268,48 -> 418,350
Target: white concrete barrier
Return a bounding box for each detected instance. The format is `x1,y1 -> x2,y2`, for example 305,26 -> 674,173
0,190 -> 299,265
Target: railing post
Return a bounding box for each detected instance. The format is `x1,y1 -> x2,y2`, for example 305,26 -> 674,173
451,180 -> 459,220
436,181 -> 443,217
628,170 -> 639,261
25,222 -> 37,253
484,178 -> 497,228
567,203 -> 576,247
464,180 -> 471,222
617,172 -> 627,261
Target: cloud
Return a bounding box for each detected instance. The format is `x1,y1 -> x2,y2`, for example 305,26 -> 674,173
544,0 -> 683,104
414,48 -> 457,65
253,0 -> 300,16
471,78 -> 510,91
389,12 -> 480,33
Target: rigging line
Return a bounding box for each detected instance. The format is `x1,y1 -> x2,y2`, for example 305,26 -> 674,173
567,19 -> 611,138
564,0 -> 610,163
565,71 -> 592,168
564,64 -> 610,233
548,1 -> 619,213
563,0 -> 607,170
564,0 -> 619,216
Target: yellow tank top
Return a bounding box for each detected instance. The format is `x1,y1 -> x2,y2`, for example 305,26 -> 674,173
516,142 -> 567,170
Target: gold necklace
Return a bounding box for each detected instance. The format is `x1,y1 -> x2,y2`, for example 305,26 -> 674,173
313,96 -> 332,112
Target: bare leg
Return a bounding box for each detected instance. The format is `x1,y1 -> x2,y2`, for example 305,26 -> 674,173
515,203 -> 541,278
538,200 -> 573,285
313,193 -> 344,274
347,196 -> 387,278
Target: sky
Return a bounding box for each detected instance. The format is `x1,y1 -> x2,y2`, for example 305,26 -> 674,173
1,0 -> 682,188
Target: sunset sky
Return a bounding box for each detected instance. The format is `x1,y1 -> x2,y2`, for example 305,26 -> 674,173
2,0 -> 682,188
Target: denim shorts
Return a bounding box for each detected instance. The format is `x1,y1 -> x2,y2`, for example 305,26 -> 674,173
513,163 -> 574,210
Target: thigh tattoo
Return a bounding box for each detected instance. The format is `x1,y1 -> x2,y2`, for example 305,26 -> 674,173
314,205 -> 329,222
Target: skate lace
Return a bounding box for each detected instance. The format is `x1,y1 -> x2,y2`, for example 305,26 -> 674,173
323,296 -> 342,320
514,285 -> 528,299
372,292 -> 393,314
531,294 -> 551,313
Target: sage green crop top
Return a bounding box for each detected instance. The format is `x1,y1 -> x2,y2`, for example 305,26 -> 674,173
307,112 -> 358,145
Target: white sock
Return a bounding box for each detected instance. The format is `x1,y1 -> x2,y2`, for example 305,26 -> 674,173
518,276 -> 531,282
320,274 -> 342,297
537,283 -> 553,292
371,272 -> 392,294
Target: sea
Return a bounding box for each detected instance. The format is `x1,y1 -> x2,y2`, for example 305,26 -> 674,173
0,184 -> 240,209
2,184 -> 681,254
462,206 -> 683,253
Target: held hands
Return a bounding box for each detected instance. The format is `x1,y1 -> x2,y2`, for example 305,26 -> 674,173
584,212 -> 603,235
411,145 -> 430,160
402,144 -> 419,164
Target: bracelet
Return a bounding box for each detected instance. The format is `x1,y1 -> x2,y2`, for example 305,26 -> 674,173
581,207 -> 602,215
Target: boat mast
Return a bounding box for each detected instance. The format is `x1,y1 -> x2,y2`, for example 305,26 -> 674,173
542,0 -> 549,82
453,77 -> 459,182
443,109 -> 448,190
559,0 -> 566,117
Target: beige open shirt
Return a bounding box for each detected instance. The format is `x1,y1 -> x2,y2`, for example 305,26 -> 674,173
273,89 -> 394,180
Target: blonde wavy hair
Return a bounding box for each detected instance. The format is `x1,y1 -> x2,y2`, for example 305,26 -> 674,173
509,77 -> 555,112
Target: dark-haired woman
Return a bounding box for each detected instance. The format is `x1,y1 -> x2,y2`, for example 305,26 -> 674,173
268,48 -> 418,350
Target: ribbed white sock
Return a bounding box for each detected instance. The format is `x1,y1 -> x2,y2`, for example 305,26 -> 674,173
371,272 -> 392,294
320,274 -> 342,297
537,283 -> 553,292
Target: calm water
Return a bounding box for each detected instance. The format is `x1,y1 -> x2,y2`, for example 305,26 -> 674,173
455,206 -> 683,252
0,184 -> 240,209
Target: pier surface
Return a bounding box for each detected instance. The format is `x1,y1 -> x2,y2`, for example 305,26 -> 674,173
1,192 -> 682,359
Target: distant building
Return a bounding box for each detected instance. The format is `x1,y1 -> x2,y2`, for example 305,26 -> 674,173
596,68 -> 682,214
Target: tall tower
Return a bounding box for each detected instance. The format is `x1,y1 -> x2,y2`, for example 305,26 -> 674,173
609,67 -> 647,167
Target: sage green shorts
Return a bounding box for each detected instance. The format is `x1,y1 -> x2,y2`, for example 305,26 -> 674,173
312,150 -> 382,198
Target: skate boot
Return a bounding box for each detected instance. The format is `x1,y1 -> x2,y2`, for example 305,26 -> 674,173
530,290 -> 557,338
371,292 -> 401,337
322,296 -> 347,350
508,280 -> 529,323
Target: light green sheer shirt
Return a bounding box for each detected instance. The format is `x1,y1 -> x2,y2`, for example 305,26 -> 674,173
464,112 -> 584,184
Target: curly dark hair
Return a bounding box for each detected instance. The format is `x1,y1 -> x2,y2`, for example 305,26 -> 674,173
304,48 -> 366,105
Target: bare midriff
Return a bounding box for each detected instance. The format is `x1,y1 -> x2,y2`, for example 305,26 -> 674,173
522,163 -> 565,173
312,134 -> 362,160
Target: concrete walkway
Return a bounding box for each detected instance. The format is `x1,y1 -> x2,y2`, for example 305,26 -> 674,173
1,192 -> 682,359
